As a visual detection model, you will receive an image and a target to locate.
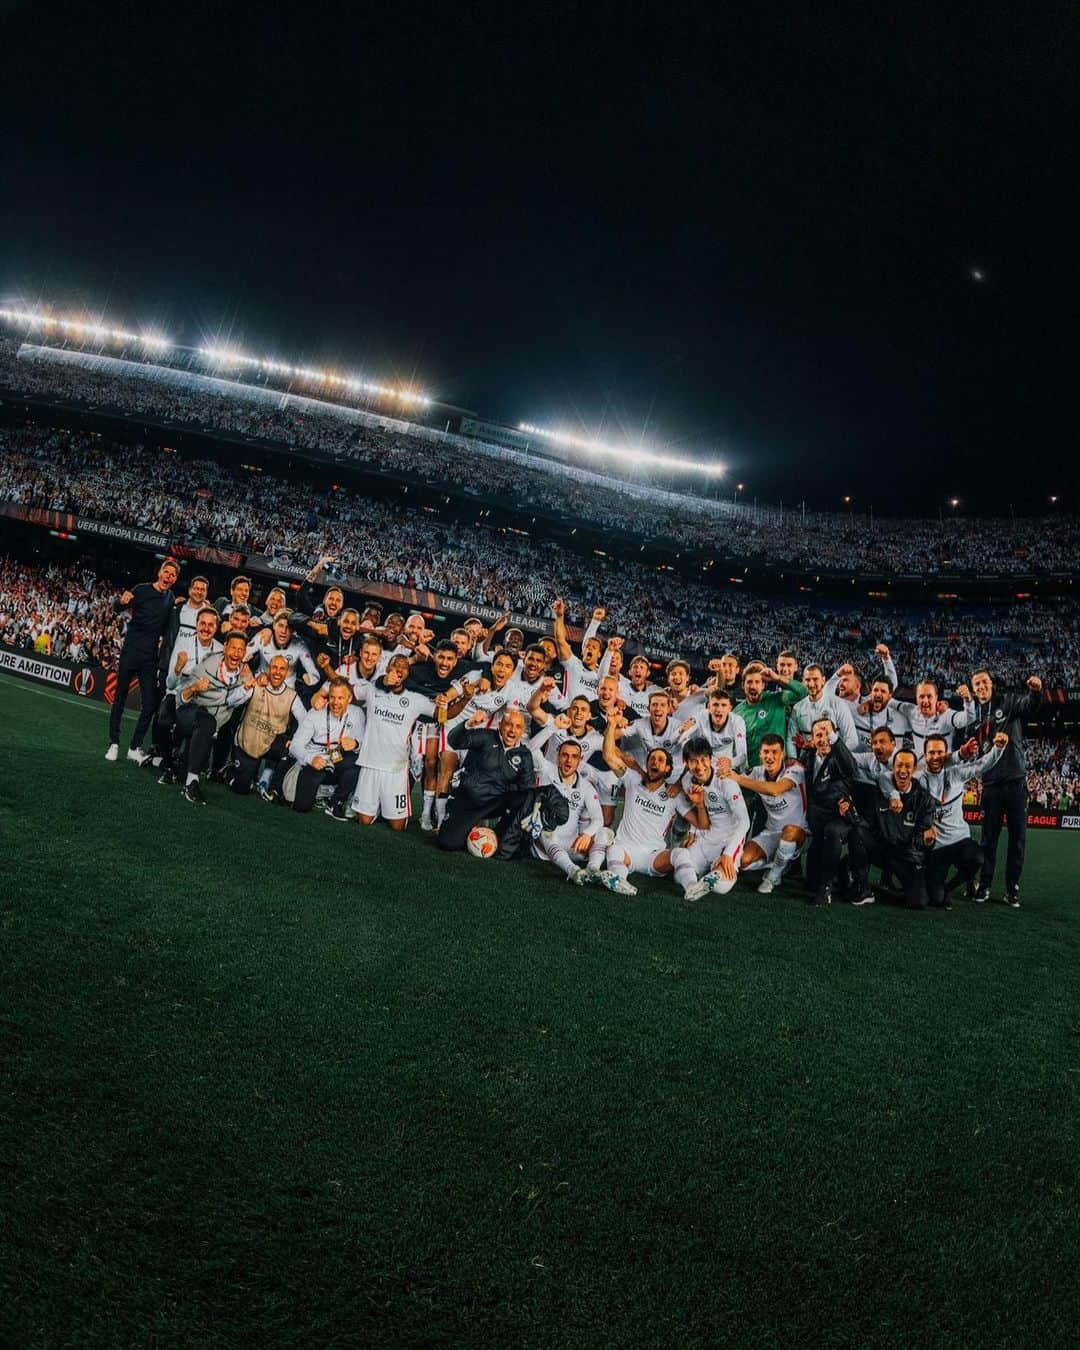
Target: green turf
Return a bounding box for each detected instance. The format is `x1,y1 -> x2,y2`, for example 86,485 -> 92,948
1,672 -> 1077,1349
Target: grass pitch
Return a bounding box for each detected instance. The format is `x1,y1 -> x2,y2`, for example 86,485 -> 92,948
1,673 -> 1077,1349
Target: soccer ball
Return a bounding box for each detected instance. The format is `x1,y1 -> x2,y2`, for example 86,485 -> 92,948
467,826 -> 499,858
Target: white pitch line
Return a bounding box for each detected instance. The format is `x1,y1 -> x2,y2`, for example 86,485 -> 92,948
0,669 -> 134,717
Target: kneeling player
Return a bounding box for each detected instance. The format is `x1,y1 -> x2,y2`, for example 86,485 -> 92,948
671,737 -> 750,900
596,715 -> 679,895
530,733 -> 606,883
716,733 -> 808,893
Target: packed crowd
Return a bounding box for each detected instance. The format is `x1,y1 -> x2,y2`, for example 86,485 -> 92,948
0,554 -> 126,667
2,426 -> 1079,689
1,339 -> 1077,575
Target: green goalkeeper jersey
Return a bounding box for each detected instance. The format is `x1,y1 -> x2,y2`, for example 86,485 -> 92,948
734,680 -> 807,767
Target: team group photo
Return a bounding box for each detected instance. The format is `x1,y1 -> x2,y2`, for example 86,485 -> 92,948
1,6 -> 1076,1348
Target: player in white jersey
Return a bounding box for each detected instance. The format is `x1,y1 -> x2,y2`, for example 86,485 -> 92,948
715,732 -> 808,894
852,674 -> 912,747
253,612 -> 321,688
595,715 -> 679,895
894,680 -> 976,757
350,654 -> 448,828
588,674 -> 633,826
786,665 -> 860,757
678,688 -> 747,768
617,652 -> 665,718
527,689 -> 604,769
525,728 -> 606,882
552,599 -> 604,702
823,644 -> 900,748
621,690 -> 683,778
670,737 -> 751,900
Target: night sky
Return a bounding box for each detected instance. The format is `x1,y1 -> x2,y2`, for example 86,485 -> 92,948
1,4 -> 1075,513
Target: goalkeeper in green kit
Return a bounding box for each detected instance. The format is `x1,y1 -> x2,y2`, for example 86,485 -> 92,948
734,662 -> 808,768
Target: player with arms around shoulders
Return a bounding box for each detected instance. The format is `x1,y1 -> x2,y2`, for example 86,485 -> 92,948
595,713 -> 680,896
716,732 -> 808,895
526,728 -> 607,884
671,737 -> 750,901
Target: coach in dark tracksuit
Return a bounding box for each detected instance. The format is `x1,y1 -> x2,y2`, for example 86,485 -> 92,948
798,720 -> 864,904
107,558 -> 180,758
968,671 -> 1043,906
438,709 -> 536,854
860,751 -> 937,910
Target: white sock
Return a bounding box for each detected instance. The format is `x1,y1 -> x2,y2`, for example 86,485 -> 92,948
435,796 -> 449,826
186,772 -> 199,787
605,848 -> 629,880
543,838 -> 577,877
770,838 -> 799,878
422,790 -> 435,818
671,846 -> 697,895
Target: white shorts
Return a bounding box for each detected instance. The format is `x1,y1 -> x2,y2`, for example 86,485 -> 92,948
742,826 -> 807,871
352,765 -> 411,821
607,839 -> 669,877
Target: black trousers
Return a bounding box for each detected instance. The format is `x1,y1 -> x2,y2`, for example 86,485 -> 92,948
926,838 -> 984,905
979,778 -> 1028,891
152,692 -> 180,764
805,809 -> 867,891
860,832 -> 930,909
228,733 -> 291,794
211,705 -> 245,775
175,703 -> 219,777
109,649 -> 160,749
437,790 -> 530,853
292,752 -> 360,813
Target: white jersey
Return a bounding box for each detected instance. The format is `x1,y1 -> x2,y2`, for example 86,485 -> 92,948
543,724 -> 603,765
613,766 -> 679,851
749,763 -> 808,830
535,762 -> 604,839
622,715 -> 683,759
787,692 -> 860,756
686,710 -> 748,768
166,634 -> 222,691
354,680 -> 436,771
677,771 -> 750,852
254,635 -> 320,687
173,600 -> 205,641
290,704 -> 366,768
465,676 -> 538,727
619,677 -> 665,719
894,701 -> 976,757
561,653 -> 603,702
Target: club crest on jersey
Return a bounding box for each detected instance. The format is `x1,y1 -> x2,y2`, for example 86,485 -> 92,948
400,697 -> 410,706
994,709 -> 1004,720
757,709 -> 767,720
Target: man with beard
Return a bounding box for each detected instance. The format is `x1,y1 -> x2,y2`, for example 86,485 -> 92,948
919,731 -> 1009,907
596,714 -> 680,896
671,737 -> 750,900
174,632 -> 253,806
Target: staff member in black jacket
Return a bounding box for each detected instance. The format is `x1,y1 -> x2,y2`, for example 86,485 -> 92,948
437,708 -> 536,853
968,670 -> 1042,906
798,717 -> 867,906
106,558 -> 181,764
860,749 -> 938,910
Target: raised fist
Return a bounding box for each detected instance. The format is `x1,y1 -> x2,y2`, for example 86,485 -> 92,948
875,644 -> 891,660
687,784 -> 705,806
120,590 -> 134,606
992,731 -> 1009,749
1027,675 -> 1042,693
956,683 -> 972,703
591,607 -> 606,624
